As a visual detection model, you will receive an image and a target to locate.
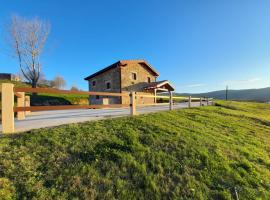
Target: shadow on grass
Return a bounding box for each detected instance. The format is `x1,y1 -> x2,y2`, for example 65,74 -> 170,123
30,95 -> 72,106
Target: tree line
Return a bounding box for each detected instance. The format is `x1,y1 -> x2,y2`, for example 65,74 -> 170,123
38,75 -> 79,91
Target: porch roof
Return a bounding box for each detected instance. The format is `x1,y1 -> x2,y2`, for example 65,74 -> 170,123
144,80 -> 175,92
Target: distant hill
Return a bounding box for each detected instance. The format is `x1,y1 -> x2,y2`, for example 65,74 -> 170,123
176,87 -> 270,102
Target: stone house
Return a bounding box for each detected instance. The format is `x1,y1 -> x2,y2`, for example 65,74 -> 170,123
84,60 -> 174,105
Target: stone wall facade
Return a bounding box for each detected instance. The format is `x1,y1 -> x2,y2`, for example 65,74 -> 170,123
87,67 -> 121,105
87,62 -> 157,105
120,62 -> 156,92
121,91 -> 155,105
120,62 -> 157,105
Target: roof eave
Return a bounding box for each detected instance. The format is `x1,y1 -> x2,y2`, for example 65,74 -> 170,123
84,62 -> 120,80
84,59 -> 160,80
119,60 -> 159,76
144,80 -> 175,91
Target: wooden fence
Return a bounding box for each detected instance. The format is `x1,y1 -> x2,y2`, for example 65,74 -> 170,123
1,83 -> 212,133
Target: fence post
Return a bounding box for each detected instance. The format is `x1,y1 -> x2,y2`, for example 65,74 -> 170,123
17,92 -> 25,120
130,92 -> 137,116
200,97 -> 203,106
1,83 -> 15,133
188,96 -> 192,108
207,98 -> 209,106
169,91 -> 173,110
154,89 -> 157,104
25,96 -> 31,115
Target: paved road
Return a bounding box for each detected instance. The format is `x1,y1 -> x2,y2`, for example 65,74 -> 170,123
0,102 -> 209,133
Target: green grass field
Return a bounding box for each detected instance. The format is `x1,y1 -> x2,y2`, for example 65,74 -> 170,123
0,80 -> 88,122
0,101 -> 270,199
0,80 -> 89,106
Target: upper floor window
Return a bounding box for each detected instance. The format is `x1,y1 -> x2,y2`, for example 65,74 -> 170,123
106,82 -> 111,89
92,81 -> 96,86
147,77 -> 151,83
131,72 -> 137,80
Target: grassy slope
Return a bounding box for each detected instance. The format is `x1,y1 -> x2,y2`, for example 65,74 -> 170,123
0,79 -> 31,93
0,101 -> 270,199
0,80 -> 88,122
0,80 -> 89,106
29,93 -> 89,106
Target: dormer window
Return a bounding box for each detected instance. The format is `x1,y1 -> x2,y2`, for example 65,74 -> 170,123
147,77 -> 151,83
131,72 -> 137,80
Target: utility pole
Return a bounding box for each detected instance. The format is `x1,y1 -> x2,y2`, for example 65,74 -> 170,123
226,85 -> 228,101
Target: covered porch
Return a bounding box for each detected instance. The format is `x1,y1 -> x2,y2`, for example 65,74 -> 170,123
144,80 -> 175,103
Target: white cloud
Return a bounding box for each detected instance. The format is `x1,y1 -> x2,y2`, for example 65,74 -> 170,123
181,83 -> 207,88
222,78 -> 261,86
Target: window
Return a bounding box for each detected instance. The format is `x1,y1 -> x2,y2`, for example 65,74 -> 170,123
106,82 -> 111,89
147,77 -> 151,83
96,95 -> 100,99
131,72 -> 137,80
92,81 -> 96,86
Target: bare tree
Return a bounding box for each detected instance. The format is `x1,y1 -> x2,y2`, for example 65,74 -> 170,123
17,71 -> 27,82
70,85 -> 79,91
51,76 -> 66,89
38,72 -> 53,87
7,15 -> 50,88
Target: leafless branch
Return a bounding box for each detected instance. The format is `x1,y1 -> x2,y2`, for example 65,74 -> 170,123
7,14 -> 50,88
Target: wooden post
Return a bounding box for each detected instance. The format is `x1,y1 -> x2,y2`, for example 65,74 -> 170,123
1,83 -> 14,133
169,91 -> 173,110
25,96 -> 31,115
226,85 -> 228,101
188,96 -> 192,108
207,98 -> 209,106
154,89 -> 157,104
200,97 -> 203,106
17,92 -> 25,120
130,92 -> 137,116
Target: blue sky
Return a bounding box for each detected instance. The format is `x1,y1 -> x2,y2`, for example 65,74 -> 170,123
0,0 -> 270,93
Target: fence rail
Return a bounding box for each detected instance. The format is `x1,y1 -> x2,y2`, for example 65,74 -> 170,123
1,83 -> 213,133
14,87 -> 129,97
136,94 -> 202,100
14,104 -> 130,112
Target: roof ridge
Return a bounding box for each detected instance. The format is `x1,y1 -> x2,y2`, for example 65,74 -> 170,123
84,59 -> 159,80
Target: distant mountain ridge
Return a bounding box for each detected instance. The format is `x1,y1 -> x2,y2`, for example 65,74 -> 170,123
176,87 -> 270,102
